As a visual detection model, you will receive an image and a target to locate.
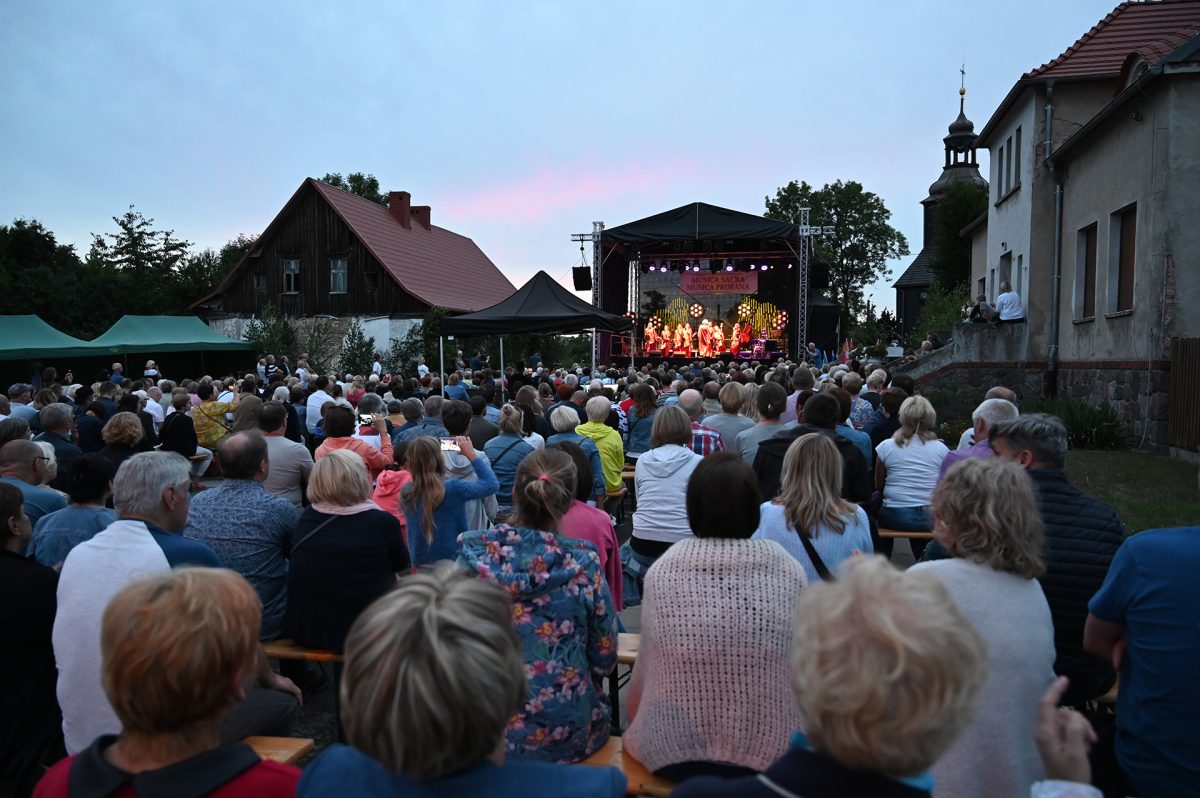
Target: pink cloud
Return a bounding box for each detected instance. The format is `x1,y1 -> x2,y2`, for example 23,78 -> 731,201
435,155 -> 697,224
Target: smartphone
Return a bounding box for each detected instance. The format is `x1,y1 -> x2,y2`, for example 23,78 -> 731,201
358,414 -> 374,426
439,437 -> 461,452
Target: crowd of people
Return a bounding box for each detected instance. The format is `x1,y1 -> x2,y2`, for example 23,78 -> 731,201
0,348 -> 1196,798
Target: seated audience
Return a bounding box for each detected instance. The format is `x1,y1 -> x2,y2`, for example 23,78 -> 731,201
753,433 -> 872,583
0,438 -> 69,526
283,449 -> 409,653
936,397 -> 1019,481
622,383 -> 658,460
193,382 -> 238,451
624,453 -> 805,781
1,482 -> 63,796
677,389 -> 724,456
33,403 -> 81,492
158,393 -> 212,488
576,396 -> 625,495
296,563 -> 624,797
1085,501 -> 1200,796
874,396 -> 948,559
458,449 -> 617,763
440,399 -> 498,532
258,401 -> 313,508
185,432 -> 300,642
97,412 -> 146,474
34,568 -> 300,798
401,436 -> 498,566
54,452 -> 297,754
393,396 -> 450,444
623,406 -> 703,604
483,405 -> 536,517
546,406 -> 606,506
315,405 -> 393,480
734,382 -> 793,464
830,385 -> 872,465
701,382 -> 753,452
231,378 -> 263,432
468,395 -> 499,449
910,458 -> 1055,797
30,454 -> 116,568
552,440 -> 622,609
754,392 -> 870,503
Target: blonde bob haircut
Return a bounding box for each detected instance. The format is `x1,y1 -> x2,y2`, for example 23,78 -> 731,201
933,457 -> 1045,579
101,568 -> 261,735
892,395 -> 939,447
650,404 -> 692,448
308,449 -> 372,506
101,411 -> 145,447
777,433 -> 856,538
340,562 -> 526,779
791,556 -> 987,777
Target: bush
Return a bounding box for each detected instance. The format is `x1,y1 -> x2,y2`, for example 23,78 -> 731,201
1022,398 -> 1128,450
906,280 -> 970,351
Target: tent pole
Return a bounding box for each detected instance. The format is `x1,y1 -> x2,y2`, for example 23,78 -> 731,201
439,337 -> 445,397
591,329 -> 596,374
498,337 -> 505,404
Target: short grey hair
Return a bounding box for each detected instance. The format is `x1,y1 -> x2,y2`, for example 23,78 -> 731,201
113,452 -> 191,517
971,398 -> 1019,433
989,413 -> 1068,469
550,406 -> 579,433
357,392 -> 384,415
401,397 -> 424,422
424,395 -> 444,418
38,402 -> 73,432
271,386 -> 290,402
340,562 -> 525,779
585,396 -> 610,423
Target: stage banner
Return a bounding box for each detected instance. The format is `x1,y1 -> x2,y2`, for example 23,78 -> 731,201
679,273 -> 758,294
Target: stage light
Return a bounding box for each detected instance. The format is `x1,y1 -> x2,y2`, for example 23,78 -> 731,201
725,264 -> 734,272
689,303 -> 704,318
787,263 -> 794,269
748,264 -> 756,271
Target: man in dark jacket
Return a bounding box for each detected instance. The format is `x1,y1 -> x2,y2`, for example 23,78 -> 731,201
991,413 -> 1126,704
753,392 -> 871,503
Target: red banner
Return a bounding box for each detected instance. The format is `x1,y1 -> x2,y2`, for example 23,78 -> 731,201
678,273 -> 759,294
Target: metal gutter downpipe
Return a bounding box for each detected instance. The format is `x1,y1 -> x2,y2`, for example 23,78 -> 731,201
1045,83 -> 1062,398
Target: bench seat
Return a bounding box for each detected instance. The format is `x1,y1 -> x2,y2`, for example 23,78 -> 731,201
245,736 -> 314,765
263,638 -> 343,663
582,736 -> 676,797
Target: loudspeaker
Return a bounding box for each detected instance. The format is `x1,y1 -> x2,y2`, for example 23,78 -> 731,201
572,266 -> 593,291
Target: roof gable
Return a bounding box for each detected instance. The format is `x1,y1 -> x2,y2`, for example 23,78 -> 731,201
893,250 -> 934,289
603,201 -> 799,244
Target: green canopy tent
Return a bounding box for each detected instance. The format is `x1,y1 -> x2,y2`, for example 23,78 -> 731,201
0,315 -> 119,360
88,315 -> 252,353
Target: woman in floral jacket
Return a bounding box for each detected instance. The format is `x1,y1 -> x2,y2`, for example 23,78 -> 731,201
458,447 -> 617,764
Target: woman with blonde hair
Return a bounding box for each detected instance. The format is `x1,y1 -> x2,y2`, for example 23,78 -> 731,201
297,563 -> 624,796
738,382 -> 760,422
909,457 -> 1054,797
401,435 -> 498,566
874,395 -> 948,557
283,449 -> 410,653
458,448 -> 617,764
37,568 -> 300,796
753,433 -> 872,583
98,411 -> 144,473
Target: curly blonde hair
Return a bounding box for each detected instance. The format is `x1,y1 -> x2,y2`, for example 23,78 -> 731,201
101,412 -> 144,447
933,458 -> 1045,578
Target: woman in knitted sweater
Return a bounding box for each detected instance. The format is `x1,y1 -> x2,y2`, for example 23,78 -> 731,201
458,448 -> 617,764
623,452 -> 807,782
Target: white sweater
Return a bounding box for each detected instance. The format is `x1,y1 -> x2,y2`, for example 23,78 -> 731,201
623,538 -> 807,772
909,558 -> 1056,798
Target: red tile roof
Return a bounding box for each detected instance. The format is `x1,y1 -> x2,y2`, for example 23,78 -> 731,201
1025,0 -> 1200,80
309,180 -> 515,312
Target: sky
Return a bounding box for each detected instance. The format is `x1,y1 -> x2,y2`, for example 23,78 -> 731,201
1,1 -> 1115,313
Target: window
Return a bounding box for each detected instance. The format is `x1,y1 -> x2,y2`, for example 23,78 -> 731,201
1107,204 -> 1137,313
1016,254 -> 1024,299
1075,224 -> 1097,318
330,258 -> 348,294
252,273 -> 267,291
999,251 -> 1012,288
1014,127 -> 1022,189
282,259 -> 300,293
364,270 -> 379,291
1005,135 -> 1014,193
995,144 -> 1005,201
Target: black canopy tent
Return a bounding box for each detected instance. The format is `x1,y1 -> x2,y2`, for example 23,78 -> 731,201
597,202 -> 833,359
439,270 -> 632,389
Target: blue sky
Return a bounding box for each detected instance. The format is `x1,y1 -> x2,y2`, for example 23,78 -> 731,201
1,1 -> 1113,311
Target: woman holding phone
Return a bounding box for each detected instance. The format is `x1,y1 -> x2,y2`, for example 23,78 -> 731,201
316,405 -> 393,481
401,435 -> 499,566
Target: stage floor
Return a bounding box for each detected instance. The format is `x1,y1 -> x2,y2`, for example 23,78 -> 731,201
606,352 -> 789,370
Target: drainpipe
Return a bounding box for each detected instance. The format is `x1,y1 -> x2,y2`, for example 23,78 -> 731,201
1044,83 -> 1062,398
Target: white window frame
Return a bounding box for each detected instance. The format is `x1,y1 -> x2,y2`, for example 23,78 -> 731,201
330,258 -> 348,294
282,258 -> 300,294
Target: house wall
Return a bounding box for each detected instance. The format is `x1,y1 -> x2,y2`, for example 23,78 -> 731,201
1162,73 -> 1200,343
968,223 -> 988,296
985,97 -> 1037,319
214,184 -> 428,320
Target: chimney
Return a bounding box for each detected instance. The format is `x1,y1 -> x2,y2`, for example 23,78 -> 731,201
410,205 -> 431,230
388,191 -> 411,229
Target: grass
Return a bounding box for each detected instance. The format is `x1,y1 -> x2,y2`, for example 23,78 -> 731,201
1065,450 -> 1200,534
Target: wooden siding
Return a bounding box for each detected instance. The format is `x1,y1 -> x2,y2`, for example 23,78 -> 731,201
217,185 -> 428,318
1169,338 -> 1199,450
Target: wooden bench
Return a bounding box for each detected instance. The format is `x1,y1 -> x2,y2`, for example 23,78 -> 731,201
878,527 -> 934,540
608,633 -> 641,731
617,632 -> 639,665
263,639 -> 343,663
605,485 -> 629,524
245,736 -> 314,765
583,736 -> 676,797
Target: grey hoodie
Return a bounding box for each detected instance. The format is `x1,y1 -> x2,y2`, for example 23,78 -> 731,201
443,450 -> 498,531
631,444 -> 703,544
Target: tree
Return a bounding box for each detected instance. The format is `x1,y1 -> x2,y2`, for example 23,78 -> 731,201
88,206 -> 194,314
765,180 -> 909,329
929,181 -> 988,288
339,318 -> 377,376
320,172 -> 388,206
243,303 -> 296,360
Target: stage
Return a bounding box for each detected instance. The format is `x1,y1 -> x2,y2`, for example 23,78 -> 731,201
606,352 -> 789,370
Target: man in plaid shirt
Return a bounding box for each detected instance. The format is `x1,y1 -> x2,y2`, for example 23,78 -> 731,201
678,389 -> 724,456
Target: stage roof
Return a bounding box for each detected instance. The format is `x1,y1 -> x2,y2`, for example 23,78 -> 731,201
602,202 -> 799,244
441,271 -> 633,336
89,315 -> 252,353
0,315 -> 118,360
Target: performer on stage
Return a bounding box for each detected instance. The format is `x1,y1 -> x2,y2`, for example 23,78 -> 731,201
730,322 -> 742,357
697,319 -> 713,359
739,322 -> 752,350
644,319 -> 659,353
678,322 -> 694,358
712,323 -> 725,355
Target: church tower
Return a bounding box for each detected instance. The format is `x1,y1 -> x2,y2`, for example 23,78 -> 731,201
894,83 -> 988,335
